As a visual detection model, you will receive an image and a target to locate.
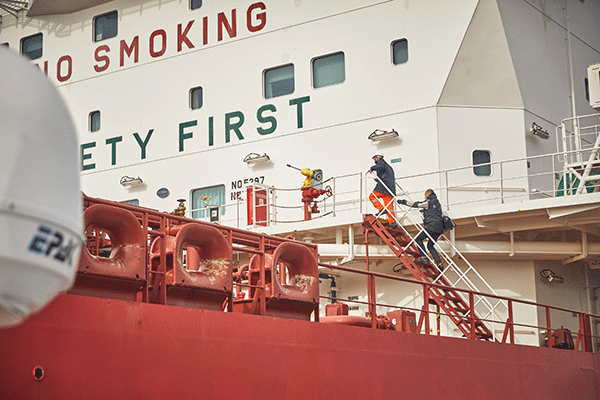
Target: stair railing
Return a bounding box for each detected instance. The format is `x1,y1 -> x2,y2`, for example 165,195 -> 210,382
366,174 -> 509,341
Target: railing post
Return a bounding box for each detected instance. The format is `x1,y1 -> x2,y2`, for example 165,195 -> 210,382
436,304 -> 441,336
271,186 -> 277,226
423,284 -> 430,335
236,196 -> 240,229
370,274 -> 377,328
500,161 -> 504,204
364,227 -> 377,328
552,155 -> 557,198
359,172 -> 363,215
159,216 -> 167,305
445,170 -> 450,211
578,312 -> 594,353
501,299 -> 514,344
546,307 -> 553,348
508,300 -> 514,344
142,212 -> 149,303
469,291 -> 476,340
332,176 -> 336,217
259,235 -> 266,316
251,183 -> 256,228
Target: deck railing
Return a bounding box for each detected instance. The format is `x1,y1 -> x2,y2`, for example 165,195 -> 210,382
317,260 -> 599,353
176,114 -> 600,227
81,195 -> 598,352
183,146 -> 599,228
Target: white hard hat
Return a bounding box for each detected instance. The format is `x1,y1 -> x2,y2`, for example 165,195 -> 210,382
372,152 -> 383,158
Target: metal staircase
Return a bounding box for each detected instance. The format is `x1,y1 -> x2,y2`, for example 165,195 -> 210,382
363,173 -> 511,340
559,114 -> 600,195
363,214 -> 494,340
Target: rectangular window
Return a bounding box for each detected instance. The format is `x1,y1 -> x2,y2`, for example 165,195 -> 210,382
190,86 -> 203,109
89,110 -> 101,132
473,150 -> 491,176
94,11 -> 118,42
312,52 -> 345,89
264,64 -> 294,99
190,0 -> 202,10
392,39 -> 408,65
192,185 -> 226,219
20,33 -> 43,60
121,199 -> 139,206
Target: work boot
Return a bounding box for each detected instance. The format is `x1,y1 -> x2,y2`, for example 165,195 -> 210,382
436,263 -> 444,273
416,257 -> 429,264
388,222 -> 398,229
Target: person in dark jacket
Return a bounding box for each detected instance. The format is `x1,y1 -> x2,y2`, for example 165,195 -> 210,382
367,152 -> 398,228
398,189 -> 444,271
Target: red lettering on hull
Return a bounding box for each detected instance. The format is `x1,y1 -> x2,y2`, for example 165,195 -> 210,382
40,2 -> 268,82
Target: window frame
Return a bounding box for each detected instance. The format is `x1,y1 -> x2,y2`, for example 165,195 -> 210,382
191,184 -> 227,219
189,86 -> 203,110
311,51 -> 345,89
391,38 -> 409,65
120,199 -> 139,206
89,110 -> 101,132
472,150 -> 492,177
20,33 -> 43,60
93,10 -> 118,43
263,63 -> 295,99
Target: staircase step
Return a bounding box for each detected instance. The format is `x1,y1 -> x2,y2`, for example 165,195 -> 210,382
444,294 -> 461,303
423,270 -> 438,278
457,319 -> 486,331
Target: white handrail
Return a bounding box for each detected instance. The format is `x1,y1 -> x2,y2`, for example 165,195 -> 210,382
193,116 -> 600,229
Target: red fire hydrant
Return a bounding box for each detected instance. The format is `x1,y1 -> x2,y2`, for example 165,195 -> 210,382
302,186 -> 327,220
287,165 -> 332,221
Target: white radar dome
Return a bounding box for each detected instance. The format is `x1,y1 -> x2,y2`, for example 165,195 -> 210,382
0,47 -> 83,327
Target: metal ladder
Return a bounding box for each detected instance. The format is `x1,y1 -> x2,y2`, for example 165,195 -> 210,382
365,176 -> 508,341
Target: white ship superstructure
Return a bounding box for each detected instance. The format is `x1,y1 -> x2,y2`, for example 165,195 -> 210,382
2,0 -> 600,346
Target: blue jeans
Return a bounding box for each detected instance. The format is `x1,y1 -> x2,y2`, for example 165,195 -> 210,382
415,228 -> 442,265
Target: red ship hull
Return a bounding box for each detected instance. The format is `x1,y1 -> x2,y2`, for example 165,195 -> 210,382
1,293 -> 599,399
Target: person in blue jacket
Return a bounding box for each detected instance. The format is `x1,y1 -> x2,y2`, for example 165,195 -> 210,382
398,189 -> 444,271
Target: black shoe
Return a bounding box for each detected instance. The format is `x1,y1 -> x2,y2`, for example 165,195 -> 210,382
436,263 -> 444,273
416,257 -> 429,264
